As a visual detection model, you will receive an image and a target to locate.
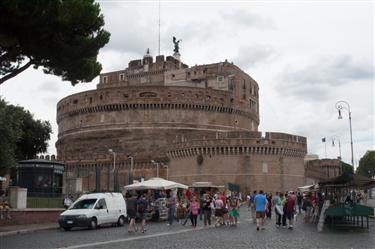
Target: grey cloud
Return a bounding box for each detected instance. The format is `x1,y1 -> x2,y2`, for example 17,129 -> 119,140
100,5 -> 157,55
42,96 -> 60,107
276,55 -> 374,101
37,81 -> 61,93
233,44 -> 276,69
221,10 -> 275,30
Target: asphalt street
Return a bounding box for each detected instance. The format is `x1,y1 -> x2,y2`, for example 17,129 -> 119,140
1,209 -> 374,249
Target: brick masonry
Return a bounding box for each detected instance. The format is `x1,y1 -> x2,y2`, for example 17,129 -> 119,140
0,209 -> 63,226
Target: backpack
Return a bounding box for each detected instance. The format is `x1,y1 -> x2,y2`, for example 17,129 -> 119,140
138,199 -> 148,212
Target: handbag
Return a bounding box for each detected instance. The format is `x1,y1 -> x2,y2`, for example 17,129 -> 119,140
275,204 -> 284,215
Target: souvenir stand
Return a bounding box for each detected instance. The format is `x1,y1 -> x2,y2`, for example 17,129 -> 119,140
319,173 -> 375,229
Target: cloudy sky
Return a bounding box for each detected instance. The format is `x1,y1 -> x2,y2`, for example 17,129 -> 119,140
1,0 -> 373,169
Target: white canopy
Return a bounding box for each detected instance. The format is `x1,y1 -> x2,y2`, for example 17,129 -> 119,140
124,177 -> 188,190
297,184 -> 319,192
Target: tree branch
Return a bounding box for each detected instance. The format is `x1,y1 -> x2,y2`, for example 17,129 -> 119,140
0,60 -> 33,85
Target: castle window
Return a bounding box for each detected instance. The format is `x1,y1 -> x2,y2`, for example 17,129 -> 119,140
102,76 -> 108,84
217,76 -> 224,82
262,162 -> 268,173
89,97 -> 92,103
100,95 -> 103,100
119,74 -> 125,81
73,99 -> 78,104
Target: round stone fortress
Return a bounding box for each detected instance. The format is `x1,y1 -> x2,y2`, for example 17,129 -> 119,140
56,52 -> 307,194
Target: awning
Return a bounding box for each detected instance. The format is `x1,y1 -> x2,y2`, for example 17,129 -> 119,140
319,173 -> 375,189
124,177 -> 188,190
297,184 -> 319,192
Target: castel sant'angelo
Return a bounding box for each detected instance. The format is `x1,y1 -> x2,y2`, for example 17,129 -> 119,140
56,43 -> 307,194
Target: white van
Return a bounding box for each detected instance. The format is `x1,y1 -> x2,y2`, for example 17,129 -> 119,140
58,192 -> 127,231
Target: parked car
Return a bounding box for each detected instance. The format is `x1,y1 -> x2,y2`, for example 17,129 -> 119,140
58,192 -> 127,231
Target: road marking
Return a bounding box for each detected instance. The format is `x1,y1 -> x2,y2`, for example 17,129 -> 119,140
57,227 -> 205,249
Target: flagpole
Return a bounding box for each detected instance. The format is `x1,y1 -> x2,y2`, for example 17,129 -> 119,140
325,140 -> 327,158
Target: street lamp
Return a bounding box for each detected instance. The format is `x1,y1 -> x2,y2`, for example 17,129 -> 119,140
127,155 -> 134,184
335,100 -> 354,170
108,149 -> 116,191
151,160 -> 159,177
161,163 -> 169,180
331,135 -> 342,160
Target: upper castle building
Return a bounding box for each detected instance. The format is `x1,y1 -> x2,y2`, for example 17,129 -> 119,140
56,50 -> 307,194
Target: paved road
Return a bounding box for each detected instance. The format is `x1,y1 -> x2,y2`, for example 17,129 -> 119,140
2,209 -> 374,249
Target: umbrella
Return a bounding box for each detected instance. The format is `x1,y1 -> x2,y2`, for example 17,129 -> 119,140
124,177 -> 188,190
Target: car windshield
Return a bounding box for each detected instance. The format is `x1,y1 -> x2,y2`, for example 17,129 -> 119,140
70,199 -> 97,209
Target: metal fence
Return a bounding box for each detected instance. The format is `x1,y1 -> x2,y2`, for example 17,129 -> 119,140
27,192 -> 64,208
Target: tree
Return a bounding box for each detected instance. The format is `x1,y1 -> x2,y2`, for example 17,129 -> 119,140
0,0 -> 110,85
341,161 -> 354,175
356,150 -> 375,178
0,98 -> 52,176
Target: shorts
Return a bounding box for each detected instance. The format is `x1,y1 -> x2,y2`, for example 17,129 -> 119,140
127,210 -> 137,219
256,211 -> 265,218
215,209 -> 223,217
229,209 -> 238,218
285,210 -> 294,220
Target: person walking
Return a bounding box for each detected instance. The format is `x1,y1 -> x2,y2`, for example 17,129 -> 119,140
250,191 -> 257,223
0,190 -> 11,219
166,191 -> 176,226
266,193 -> 272,219
214,194 -> 224,227
285,191 -> 296,230
228,192 -> 239,226
297,192 -> 303,214
189,196 -> 200,228
254,190 -> 267,231
137,193 -> 148,233
63,195 -> 73,209
126,193 -> 138,233
272,192 -> 281,227
203,193 -> 212,226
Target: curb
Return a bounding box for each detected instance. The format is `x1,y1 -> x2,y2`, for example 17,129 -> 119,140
0,225 -> 58,237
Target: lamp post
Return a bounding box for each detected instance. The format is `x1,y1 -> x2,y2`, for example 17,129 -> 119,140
151,160 -> 159,177
162,163 -> 169,180
331,135 -> 342,160
127,155 -> 134,184
335,100 -> 354,170
108,149 -> 116,191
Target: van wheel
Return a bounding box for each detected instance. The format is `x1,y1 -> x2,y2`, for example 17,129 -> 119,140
89,218 -> 97,230
117,216 -> 125,227
63,227 -> 71,231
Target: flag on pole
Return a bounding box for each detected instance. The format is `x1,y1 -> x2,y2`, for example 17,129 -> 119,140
322,137 -> 326,142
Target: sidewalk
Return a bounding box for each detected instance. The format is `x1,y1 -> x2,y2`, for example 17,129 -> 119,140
0,222 -> 58,237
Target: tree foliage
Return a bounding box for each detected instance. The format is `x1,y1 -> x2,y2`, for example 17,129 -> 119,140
0,98 -> 51,176
0,0 -> 110,85
341,161 -> 354,175
356,150 -> 375,178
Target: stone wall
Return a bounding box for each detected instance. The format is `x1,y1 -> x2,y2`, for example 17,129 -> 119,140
167,132 -> 307,193
56,55 -> 306,194
0,209 -> 63,226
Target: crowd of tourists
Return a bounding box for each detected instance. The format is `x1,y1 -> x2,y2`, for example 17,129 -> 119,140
124,187 -> 361,233
124,189 -> 242,233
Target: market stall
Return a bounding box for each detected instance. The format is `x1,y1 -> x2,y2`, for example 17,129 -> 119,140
124,178 -> 188,222
319,173 -> 375,229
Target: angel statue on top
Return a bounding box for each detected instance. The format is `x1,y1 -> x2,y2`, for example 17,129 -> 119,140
173,36 -> 182,54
